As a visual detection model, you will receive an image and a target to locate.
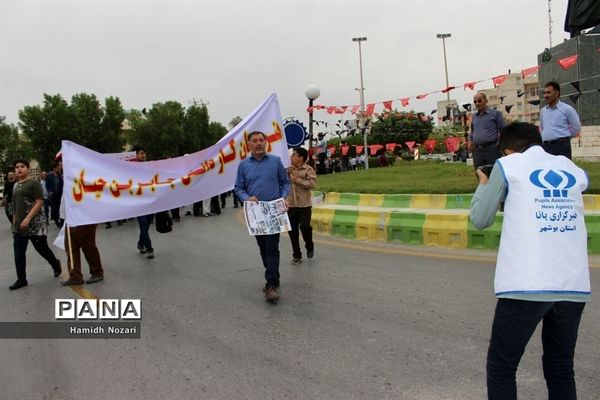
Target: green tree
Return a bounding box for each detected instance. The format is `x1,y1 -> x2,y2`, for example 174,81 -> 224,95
69,93 -> 103,149
19,94 -> 73,170
128,101 -> 185,159
0,116 -> 33,174
208,121 -> 227,144
370,111 -> 433,145
99,96 -> 126,153
183,101 -> 210,152
229,116 -> 243,129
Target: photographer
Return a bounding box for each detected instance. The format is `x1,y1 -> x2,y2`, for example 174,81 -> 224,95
470,122 -> 590,399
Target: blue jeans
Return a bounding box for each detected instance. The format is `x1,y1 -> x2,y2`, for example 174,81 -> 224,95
137,215 -> 153,251
487,299 -> 585,400
13,233 -> 60,282
255,233 -> 280,288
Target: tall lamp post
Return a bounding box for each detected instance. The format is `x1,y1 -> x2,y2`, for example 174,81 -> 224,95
305,84 -> 320,150
436,33 -> 451,101
352,36 -> 369,170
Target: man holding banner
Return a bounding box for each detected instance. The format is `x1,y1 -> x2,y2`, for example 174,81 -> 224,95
234,131 -> 290,303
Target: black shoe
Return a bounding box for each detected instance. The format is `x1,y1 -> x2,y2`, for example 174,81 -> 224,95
185,211 -> 192,216
53,262 -> 62,277
9,280 -> 28,290
105,222 -> 112,229
61,279 -> 84,286
147,250 -> 154,259
173,217 -> 181,222
116,220 -> 123,226
86,275 -> 104,284
137,243 -> 147,254
307,249 -> 314,259
233,205 -> 239,208
291,258 -> 302,265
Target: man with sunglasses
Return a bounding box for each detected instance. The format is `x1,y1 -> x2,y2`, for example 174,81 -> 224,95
469,92 -> 505,169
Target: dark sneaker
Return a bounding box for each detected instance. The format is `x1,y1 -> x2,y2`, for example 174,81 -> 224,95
147,250 -> 154,259
105,222 -> 112,229
53,262 -> 62,277
61,279 -> 84,286
263,286 -> 279,302
9,280 -> 28,290
307,249 -> 314,259
85,275 -> 104,284
137,243 -> 147,254
291,258 -> 302,265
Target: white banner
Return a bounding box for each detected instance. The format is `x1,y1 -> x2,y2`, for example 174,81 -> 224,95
62,93 -> 289,226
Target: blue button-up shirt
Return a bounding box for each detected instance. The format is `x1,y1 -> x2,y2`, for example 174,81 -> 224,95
234,153 -> 290,202
471,108 -> 505,145
540,100 -> 581,141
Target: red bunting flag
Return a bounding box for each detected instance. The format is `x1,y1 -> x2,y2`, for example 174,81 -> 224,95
404,141 -> 415,151
365,103 -> 376,116
383,100 -> 393,110
442,86 -> 455,93
326,106 -> 336,114
463,82 -> 476,90
492,75 -> 508,87
558,54 -> 578,70
334,107 -> 345,114
350,105 -> 360,114
385,143 -> 398,152
521,65 -> 540,78
401,97 -> 410,107
370,144 -> 383,155
356,145 -> 364,155
306,106 -> 314,113
416,93 -> 428,99
341,145 -> 350,156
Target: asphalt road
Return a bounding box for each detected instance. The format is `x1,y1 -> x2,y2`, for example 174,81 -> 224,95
0,205 -> 598,400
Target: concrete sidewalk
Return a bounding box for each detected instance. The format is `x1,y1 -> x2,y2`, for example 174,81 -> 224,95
312,192 -> 600,254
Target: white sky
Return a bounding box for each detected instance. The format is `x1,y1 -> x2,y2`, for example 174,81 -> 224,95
0,0 -> 570,134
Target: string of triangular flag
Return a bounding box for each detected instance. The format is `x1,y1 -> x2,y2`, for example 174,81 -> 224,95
308,51 -> 596,116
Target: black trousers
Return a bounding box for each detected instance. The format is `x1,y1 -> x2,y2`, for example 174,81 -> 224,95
13,233 -> 61,282
287,207 -> 313,259
543,140 -> 572,160
473,144 -> 501,169
255,233 -> 280,288
486,299 -> 585,400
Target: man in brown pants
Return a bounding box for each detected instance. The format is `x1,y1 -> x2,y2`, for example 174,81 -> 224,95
61,224 -> 104,285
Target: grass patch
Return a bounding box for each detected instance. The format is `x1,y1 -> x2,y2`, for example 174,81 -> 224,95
315,160 -> 600,194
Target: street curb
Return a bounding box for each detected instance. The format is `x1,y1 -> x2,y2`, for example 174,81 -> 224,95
312,192 -> 600,254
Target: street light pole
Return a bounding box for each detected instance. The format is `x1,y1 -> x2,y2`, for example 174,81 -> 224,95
436,33 -> 451,101
352,36 -> 369,170
305,84 -> 320,151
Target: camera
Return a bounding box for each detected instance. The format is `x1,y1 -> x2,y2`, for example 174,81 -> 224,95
477,164 -> 494,178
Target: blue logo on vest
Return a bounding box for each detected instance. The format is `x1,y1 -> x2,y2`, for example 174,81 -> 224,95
529,169 -> 576,198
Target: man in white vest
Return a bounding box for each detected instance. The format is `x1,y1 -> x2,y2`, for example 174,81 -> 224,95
470,122 -> 590,400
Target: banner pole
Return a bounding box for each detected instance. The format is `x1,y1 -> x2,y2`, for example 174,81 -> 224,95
65,223 -> 75,277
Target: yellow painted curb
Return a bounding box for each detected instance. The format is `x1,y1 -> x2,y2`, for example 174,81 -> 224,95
410,194 -> 447,209
583,195 -> 600,211
355,210 -> 391,241
324,192 -> 340,205
423,213 -> 468,248
312,207 -> 335,235
358,194 -> 384,207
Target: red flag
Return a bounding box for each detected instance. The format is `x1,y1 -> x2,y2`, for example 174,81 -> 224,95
326,106 -> 336,114
423,139 -> 436,154
416,93 -> 428,99
400,97 -> 410,107
356,145 -> 364,155
385,143 -> 398,152
463,82 -> 476,90
341,145 -> 349,156
365,103 -> 375,116
442,86 -> 456,93
492,75 -> 508,87
383,100 -> 393,110
369,144 -> 383,155
521,65 -> 540,78
306,106 -> 314,113
350,105 -> 360,114
404,141 -> 415,151
558,54 -> 578,70
334,107 -> 345,114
